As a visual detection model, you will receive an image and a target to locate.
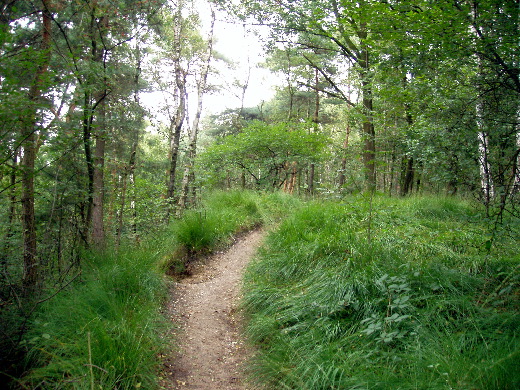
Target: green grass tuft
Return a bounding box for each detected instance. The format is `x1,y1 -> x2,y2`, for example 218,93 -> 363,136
162,190 -> 299,276
20,247 -> 167,389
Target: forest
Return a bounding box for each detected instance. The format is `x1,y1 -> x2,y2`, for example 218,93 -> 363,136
0,0 -> 518,389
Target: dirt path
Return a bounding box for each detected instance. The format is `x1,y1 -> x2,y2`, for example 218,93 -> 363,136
160,229 -> 264,390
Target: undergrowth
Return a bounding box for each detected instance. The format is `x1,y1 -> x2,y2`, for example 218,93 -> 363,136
162,190 -> 300,275
15,189 -> 299,389
19,246 -> 167,389
243,195 -> 519,390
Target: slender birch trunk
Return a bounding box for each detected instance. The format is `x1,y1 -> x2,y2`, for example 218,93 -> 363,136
165,3 -> 187,220
177,9 -> 215,216
478,128 -> 494,202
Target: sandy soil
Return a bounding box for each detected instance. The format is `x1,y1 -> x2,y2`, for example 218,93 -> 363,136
159,229 -> 264,390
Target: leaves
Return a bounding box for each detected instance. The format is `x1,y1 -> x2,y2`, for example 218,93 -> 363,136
201,120 -> 330,188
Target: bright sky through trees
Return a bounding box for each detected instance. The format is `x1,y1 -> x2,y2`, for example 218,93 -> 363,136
142,0 -> 276,125
195,0 -> 278,111
207,11 -> 276,113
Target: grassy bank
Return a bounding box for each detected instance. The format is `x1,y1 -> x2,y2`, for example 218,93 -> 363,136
16,190 -> 299,389
243,195 -> 519,389
20,247 -> 167,389
15,191 -> 299,389
161,190 -> 300,275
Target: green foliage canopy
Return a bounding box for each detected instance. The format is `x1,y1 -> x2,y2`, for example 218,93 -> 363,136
200,120 -> 330,189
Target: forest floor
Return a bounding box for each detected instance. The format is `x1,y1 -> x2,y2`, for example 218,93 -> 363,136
159,229 -> 265,390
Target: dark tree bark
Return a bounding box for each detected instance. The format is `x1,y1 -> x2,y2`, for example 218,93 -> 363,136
400,157 -> 415,196
83,10 -> 109,247
307,68 -> 320,196
400,106 -> 415,196
91,99 -> 106,248
21,0 -> 52,294
90,14 -> 109,248
338,125 -> 351,189
359,41 -> 376,190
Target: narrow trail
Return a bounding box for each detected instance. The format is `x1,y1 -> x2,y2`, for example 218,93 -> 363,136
160,229 -> 264,390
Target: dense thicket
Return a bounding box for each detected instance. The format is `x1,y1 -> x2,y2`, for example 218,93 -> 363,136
205,0 -> 519,205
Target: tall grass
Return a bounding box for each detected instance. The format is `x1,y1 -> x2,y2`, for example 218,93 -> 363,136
243,195 -> 519,389
162,190 -> 301,275
17,189 -> 299,389
19,246 -> 167,389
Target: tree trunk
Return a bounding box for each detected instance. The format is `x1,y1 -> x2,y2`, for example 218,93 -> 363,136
165,80 -> 186,217
361,80 -> 376,190
514,128 -> 520,192
1,153 -> 18,271
21,0 -> 52,294
399,80 -> 415,197
307,67 -> 319,196
358,23 -> 376,191
178,10 -> 215,216
117,39 -> 141,244
83,91 -> 94,237
338,125 -> 351,189
307,164 -> 315,196
83,7 -> 102,236
284,162 -> 298,194
389,149 -> 396,196
89,13 -> 109,248
130,167 -> 138,241
91,100 -> 106,248
400,156 -> 414,196
241,171 -> 246,188
177,126 -> 197,214
116,127 -> 139,247
21,138 -> 38,294
165,5 -> 187,220
478,129 -> 494,203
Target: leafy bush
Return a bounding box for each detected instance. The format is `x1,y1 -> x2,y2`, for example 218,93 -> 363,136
243,195 -> 520,390
200,121 -> 330,190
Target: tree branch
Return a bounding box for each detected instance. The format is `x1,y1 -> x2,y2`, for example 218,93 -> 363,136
301,54 -> 356,107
